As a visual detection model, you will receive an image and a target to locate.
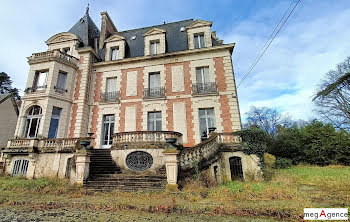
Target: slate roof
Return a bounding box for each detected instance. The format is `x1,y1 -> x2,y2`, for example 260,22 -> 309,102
68,13 -> 223,61
68,13 -> 100,48
113,19 -> 194,59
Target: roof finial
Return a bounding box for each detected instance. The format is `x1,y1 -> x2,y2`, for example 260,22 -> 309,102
86,3 -> 89,14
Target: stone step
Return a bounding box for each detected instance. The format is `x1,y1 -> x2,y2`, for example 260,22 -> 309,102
90,174 -> 166,179
85,182 -> 165,186
88,177 -> 165,183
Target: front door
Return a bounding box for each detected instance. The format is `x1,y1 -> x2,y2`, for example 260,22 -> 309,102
101,115 -> 114,148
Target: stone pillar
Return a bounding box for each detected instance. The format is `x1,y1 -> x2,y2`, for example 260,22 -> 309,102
75,151 -> 90,185
163,150 -> 179,188
27,153 -> 38,179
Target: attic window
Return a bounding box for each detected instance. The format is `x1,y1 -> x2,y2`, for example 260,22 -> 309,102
180,27 -> 185,32
131,36 -> 136,40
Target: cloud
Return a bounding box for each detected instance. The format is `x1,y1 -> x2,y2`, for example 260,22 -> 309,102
0,0 -> 349,123
222,1 -> 350,120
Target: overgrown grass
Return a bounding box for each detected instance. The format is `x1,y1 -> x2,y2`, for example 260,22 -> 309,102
0,165 -> 349,221
0,176 -> 84,194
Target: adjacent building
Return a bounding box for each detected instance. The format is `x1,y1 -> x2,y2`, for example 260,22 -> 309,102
0,94 -> 19,148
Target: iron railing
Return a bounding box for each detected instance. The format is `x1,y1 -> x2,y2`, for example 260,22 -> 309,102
143,87 -> 165,98
100,91 -> 120,103
54,86 -> 68,94
192,82 -> 217,94
25,85 -> 47,94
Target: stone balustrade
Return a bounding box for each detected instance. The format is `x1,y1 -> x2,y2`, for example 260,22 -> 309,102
179,133 -> 219,170
39,138 -> 89,152
28,50 -> 79,67
179,132 -> 241,170
6,137 -> 90,153
217,132 -> 241,143
7,139 -> 37,149
113,131 -> 183,144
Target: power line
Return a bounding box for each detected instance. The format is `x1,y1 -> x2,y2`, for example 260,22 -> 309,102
237,0 -> 301,88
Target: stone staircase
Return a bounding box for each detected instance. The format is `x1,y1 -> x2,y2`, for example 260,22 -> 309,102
85,149 -> 167,192
89,149 -> 122,175
85,174 -> 167,192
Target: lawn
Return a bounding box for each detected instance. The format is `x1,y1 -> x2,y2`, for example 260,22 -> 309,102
0,165 -> 349,221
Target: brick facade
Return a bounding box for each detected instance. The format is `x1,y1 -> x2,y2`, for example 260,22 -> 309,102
15,15 -> 242,149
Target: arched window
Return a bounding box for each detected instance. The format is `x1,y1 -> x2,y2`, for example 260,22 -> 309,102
23,105 -> 42,138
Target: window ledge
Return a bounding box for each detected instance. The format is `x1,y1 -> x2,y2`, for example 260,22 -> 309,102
192,92 -> 219,97
143,96 -> 167,101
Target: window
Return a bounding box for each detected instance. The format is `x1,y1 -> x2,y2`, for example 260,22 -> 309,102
146,72 -> 164,97
110,47 -> 119,60
149,72 -> 160,89
48,107 -> 62,138
33,71 -> 47,91
63,48 -> 70,55
106,77 -> 117,93
199,108 -> 215,140
101,115 -> 114,148
102,77 -> 118,102
194,33 -> 205,49
150,40 -> 160,55
196,67 -> 209,84
194,67 -> 217,94
12,159 -> 29,177
55,72 -> 67,93
148,111 -> 162,131
23,106 -> 42,138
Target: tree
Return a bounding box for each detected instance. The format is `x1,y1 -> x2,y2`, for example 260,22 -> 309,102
0,72 -> 20,100
313,57 -> 350,132
244,106 -> 293,137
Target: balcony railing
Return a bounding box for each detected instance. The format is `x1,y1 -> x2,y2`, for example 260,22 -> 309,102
5,137 -> 89,153
100,91 -> 120,103
38,138 -> 88,153
113,131 -> 183,149
143,87 -> 165,99
28,50 -> 79,67
54,86 -> 68,94
192,82 -> 218,94
25,85 -> 47,94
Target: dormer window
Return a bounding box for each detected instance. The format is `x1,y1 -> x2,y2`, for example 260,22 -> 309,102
194,33 -> 205,49
104,34 -> 126,61
185,20 -> 213,50
150,40 -> 160,55
110,47 -> 119,60
143,28 -> 166,56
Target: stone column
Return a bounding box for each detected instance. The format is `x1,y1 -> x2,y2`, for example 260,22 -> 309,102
75,151 -> 90,185
162,150 -> 179,189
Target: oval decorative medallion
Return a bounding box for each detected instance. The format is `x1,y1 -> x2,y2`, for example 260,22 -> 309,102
126,151 -> 153,171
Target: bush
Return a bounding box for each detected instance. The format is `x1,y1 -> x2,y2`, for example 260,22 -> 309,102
274,158 -> 292,169
269,120 -> 350,166
264,153 -> 276,168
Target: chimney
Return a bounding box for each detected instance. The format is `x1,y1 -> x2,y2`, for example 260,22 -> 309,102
99,11 -> 118,49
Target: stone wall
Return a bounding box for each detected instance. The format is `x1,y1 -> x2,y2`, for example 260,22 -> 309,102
111,149 -> 165,173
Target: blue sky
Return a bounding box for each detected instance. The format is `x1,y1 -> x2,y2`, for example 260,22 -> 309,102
1,0 -> 349,121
